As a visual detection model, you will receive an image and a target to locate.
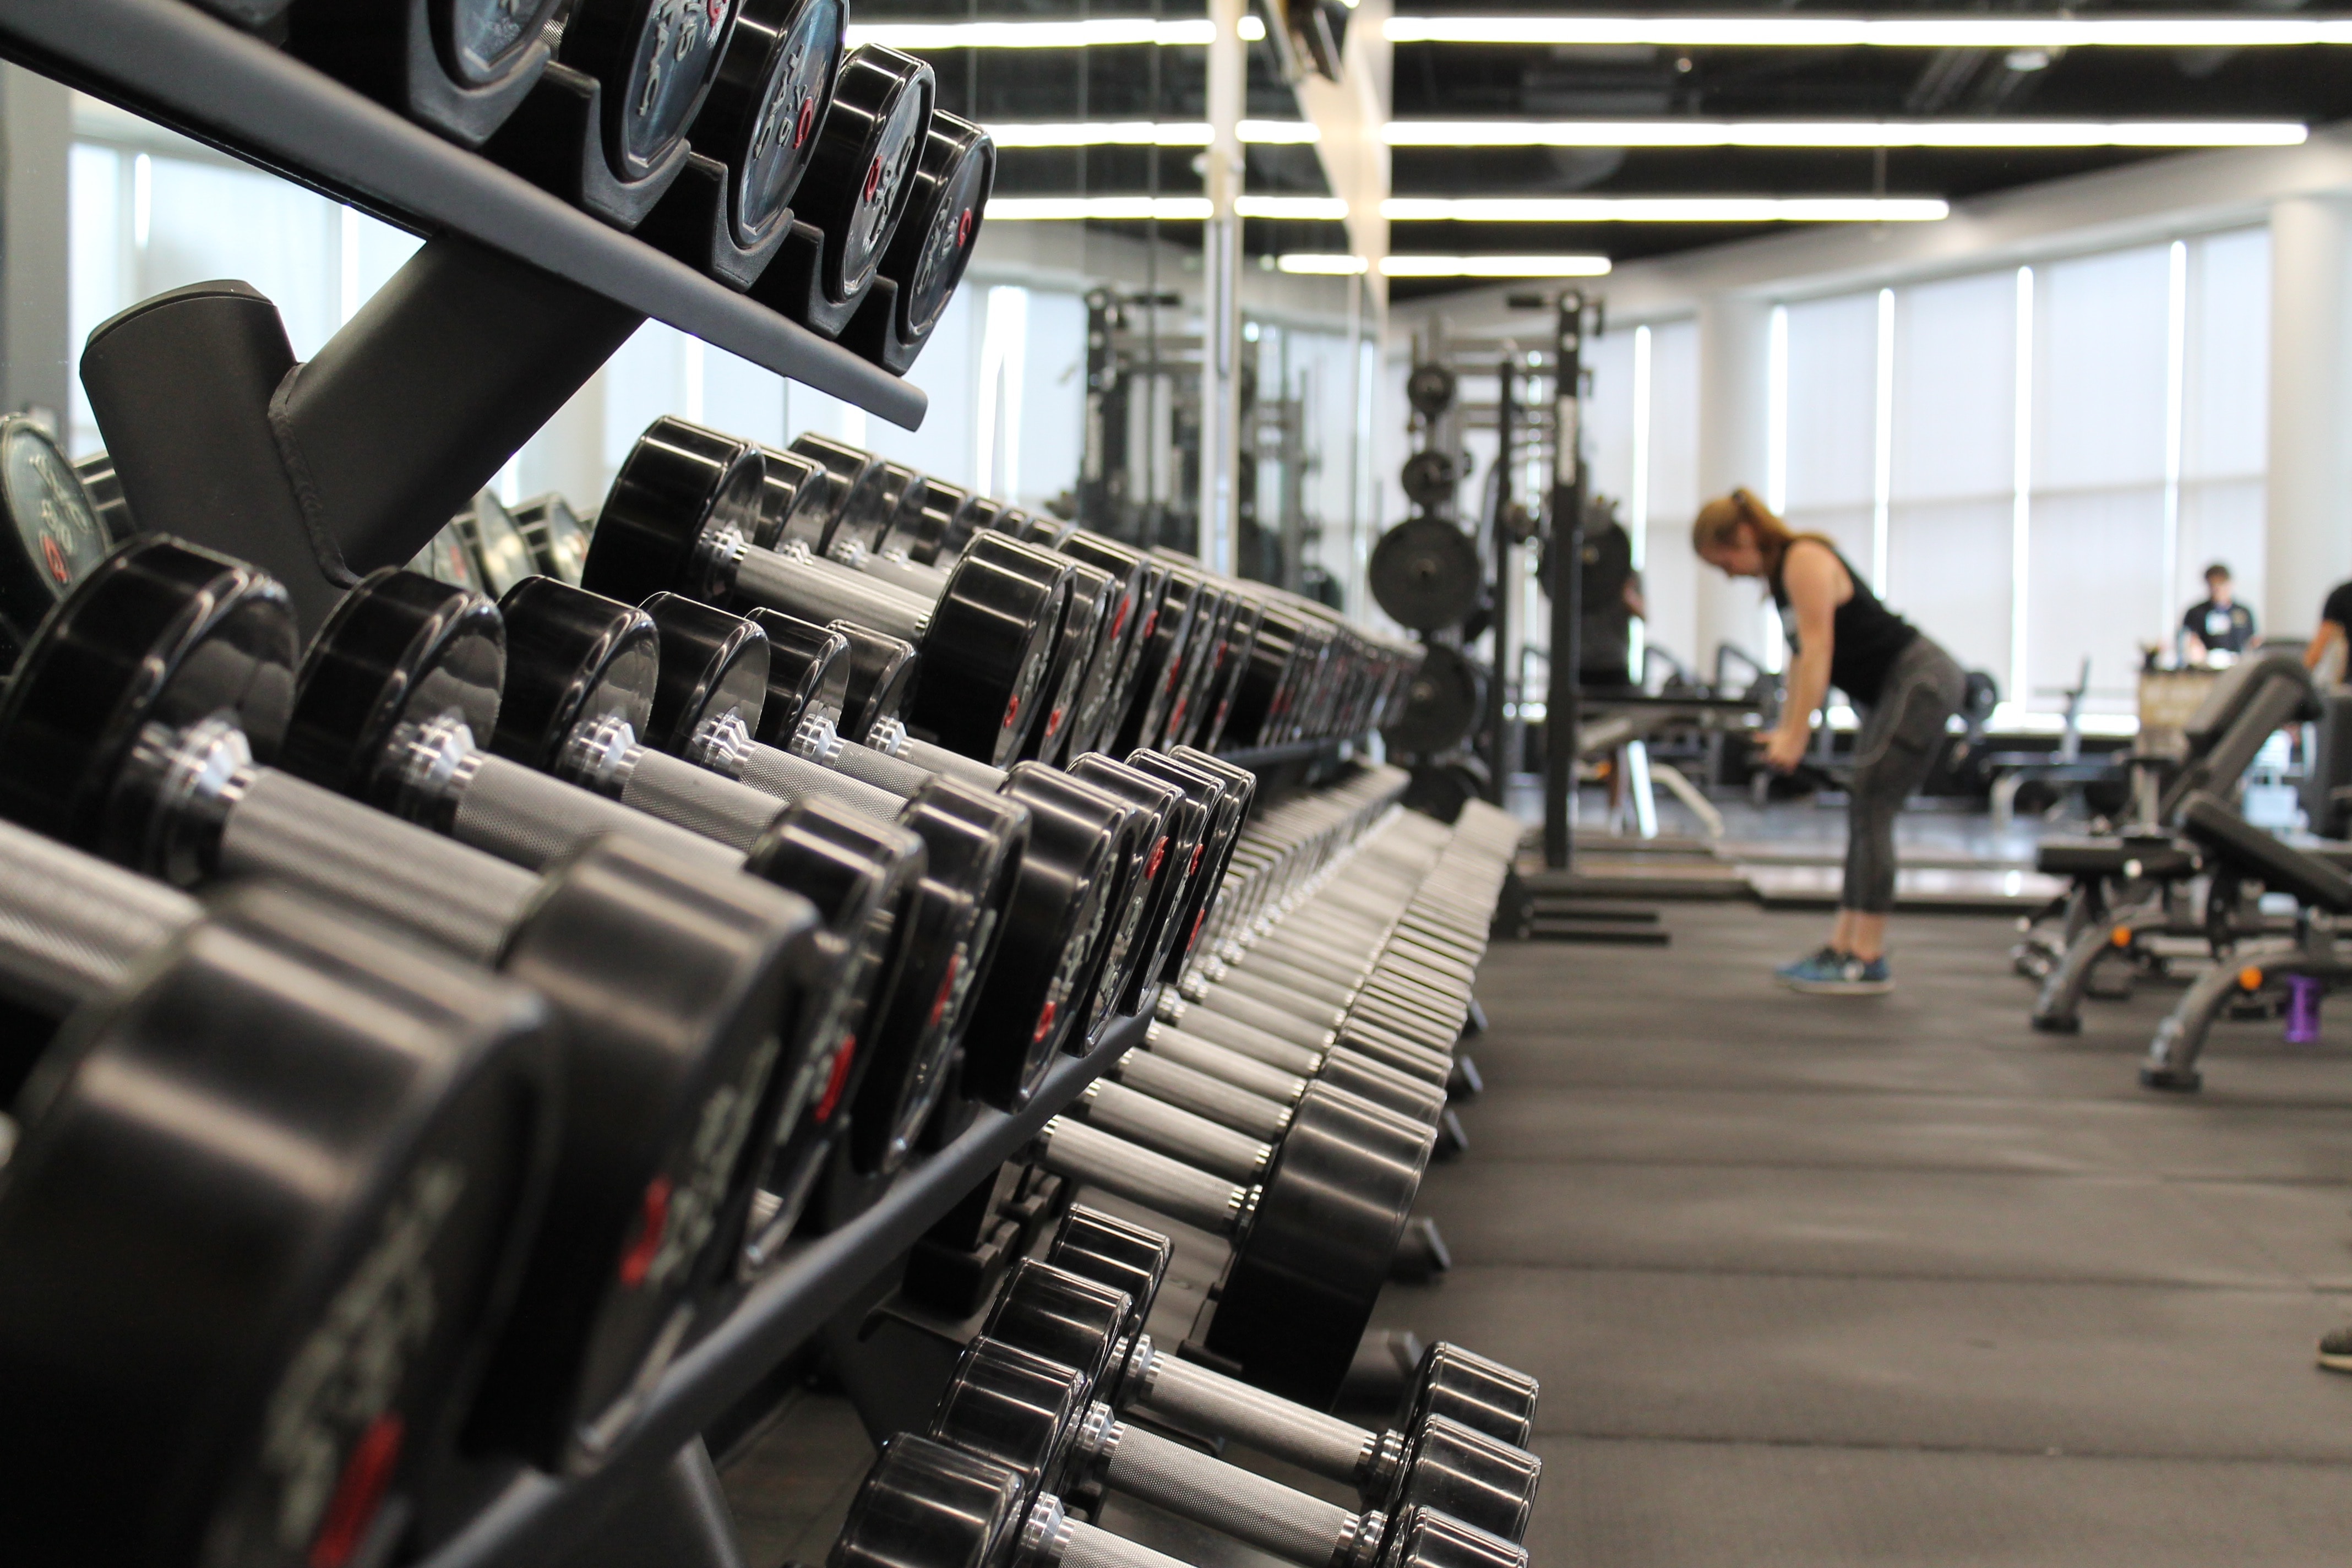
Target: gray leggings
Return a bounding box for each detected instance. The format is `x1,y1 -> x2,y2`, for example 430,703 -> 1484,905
1844,636 -> 1967,914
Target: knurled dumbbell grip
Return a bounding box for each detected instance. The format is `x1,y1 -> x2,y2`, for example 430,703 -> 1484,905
1082,1080 -> 1269,1182
1146,1025 -> 1311,1103
1164,1008 -> 1325,1074
451,756 -> 740,875
617,750 -> 792,853
223,770 -> 535,966
893,732 -> 1010,793
0,825 -> 198,1014
735,741 -> 908,824
815,739 -> 938,801
1114,1049 -> 1291,1139
732,545 -> 930,644
1129,1352 -> 1374,1484
1098,1423 -> 1358,1568
1053,1517 -> 1194,1568
1034,1117 -> 1242,1235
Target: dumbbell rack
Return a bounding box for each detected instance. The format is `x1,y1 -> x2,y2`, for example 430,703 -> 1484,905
0,0 -> 919,424
401,1023 -> 1143,1568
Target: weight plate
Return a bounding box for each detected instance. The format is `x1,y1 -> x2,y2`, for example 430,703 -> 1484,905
1206,1082 -> 1435,1407
827,620 -> 919,742
1406,1344 -> 1539,1454
489,579 -> 660,768
794,45 -> 935,303
847,777 -> 1027,1177
930,1337 -> 1087,1496
563,0 -> 742,184
879,112 -> 993,345
1404,361 -> 1456,419
884,477 -> 970,566
1386,1414 -> 1540,1543
690,0 -> 845,245
1398,449 -> 1459,510
741,447 -> 824,551
411,521 -> 489,594
463,833 -> 810,1469
639,590 -> 772,751
1369,515 -> 1481,631
71,450 -> 138,545
1381,1506 -> 1528,1568
1121,750 -> 1241,981
782,433 -> 880,549
834,1435 -> 1028,1568
1053,767 -> 1164,1046
0,536 -> 297,863
0,417 -> 111,669
0,883 -> 558,1568
1382,642 -> 1483,755
282,569 -> 506,809
907,536 -> 1067,767
442,0 -> 568,87
1195,597 -> 1263,751
1045,1206 -> 1172,1345
1069,755 -> 1205,1020
1023,558 -> 1114,765
978,1257 -> 1131,1399
512,493 -> 593,584
460,490 -> 541,597
745,607 -> 853,737
959,767 -> 1120,1108
736,800 -> 924,1272
1116,562 -> 1201,752
580,417 -> 766,603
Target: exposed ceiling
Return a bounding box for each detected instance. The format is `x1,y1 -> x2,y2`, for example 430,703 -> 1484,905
867,2 -> 2352,296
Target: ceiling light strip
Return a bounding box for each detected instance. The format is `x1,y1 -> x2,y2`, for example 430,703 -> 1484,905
984,119 -> 1319,147
1385,120 -> 2309,148
1382,15 -> 2352,47
845,17 -> 1264,48
1379,195 -> 1950,221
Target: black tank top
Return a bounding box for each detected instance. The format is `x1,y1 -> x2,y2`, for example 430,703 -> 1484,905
1769,540 -> 1918,706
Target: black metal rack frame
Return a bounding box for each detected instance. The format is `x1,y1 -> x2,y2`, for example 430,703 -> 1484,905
0,0 -> 924,428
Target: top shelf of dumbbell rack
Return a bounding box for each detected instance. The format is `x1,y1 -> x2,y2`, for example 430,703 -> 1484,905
411,1013 -> 1141,1568
0,0 -> 926,429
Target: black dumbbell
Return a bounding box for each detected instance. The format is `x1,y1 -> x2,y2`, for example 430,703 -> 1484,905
563,0 -> 741,188
749,43 -> 935,337
581,418 -> 1069,766
630,590 -> 1033,1179
307,570 -> 943,1262
511,491 -> 592,584
0,414 -> 113,672
993,1215 -> 1538,1521
286,0 -> 566,148
0,537 -> 827,1468
842,111 -> 994,373
0,829 -> 562,1568
1113,558 -> 1211,754
1023,1075 -> 1432,1406
650,0 -> 845,270
931,1333 -> 1535,1568
839,1434 -> 1524,1568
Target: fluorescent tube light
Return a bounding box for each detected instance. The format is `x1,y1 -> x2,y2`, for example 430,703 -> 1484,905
1277,254 -> 1373,274
984,120 -> 1319,147
1382,14 -> 2352,47
1385,119 -> 2309,148
1380,195 -> 1950,221
846,16 -> 1264,48
1380,255 -> 1615,276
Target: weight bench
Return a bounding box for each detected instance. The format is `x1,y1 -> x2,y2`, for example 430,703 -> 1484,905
2139,792 -> 2352,1091
2019,651 -> 2322,1030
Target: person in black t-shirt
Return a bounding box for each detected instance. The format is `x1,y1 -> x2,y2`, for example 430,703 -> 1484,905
2305,580 -> 2352,680
1576,500 -> 1646,688
2180,563 -> 2257,665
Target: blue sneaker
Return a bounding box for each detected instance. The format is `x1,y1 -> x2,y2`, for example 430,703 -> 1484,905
1775,948 -> 1893,995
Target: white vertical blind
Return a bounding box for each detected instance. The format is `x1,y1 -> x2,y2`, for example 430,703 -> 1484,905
1888,269 -> 2018,693
2029,243 -> 2173,709
2179,227 -> 2271,627
1779,293 -> 1880,584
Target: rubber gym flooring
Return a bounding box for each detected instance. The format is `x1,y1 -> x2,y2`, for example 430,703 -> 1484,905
720,899 -> 2352,1566
1368,902 -> 2352,1566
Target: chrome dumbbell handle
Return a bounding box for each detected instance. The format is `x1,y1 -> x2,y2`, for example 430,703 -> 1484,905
1077,1409 -> 1378,1568
734,737 -> 910,824
0,823 -> 199,1014
1033,1116 -> 1253,1236
1122,1342 -> 1384,1485
447,748 -> 748,872
1021,1494 -> 1191,1568
1111,1049 -> 1293,1140
867,717 -> 1010,792
225,768 -> 540,966
732,538 -> 933,645
1077,1080 -> 1271,1183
